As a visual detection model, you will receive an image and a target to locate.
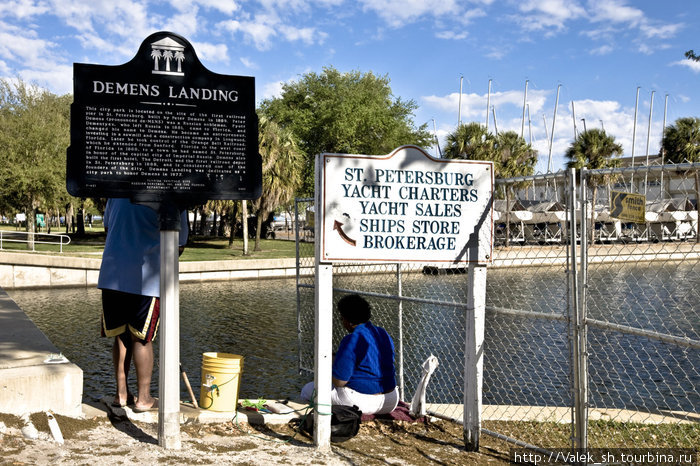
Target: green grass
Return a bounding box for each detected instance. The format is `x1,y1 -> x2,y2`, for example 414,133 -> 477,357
181,236 -> 305,261
0,227 -> 307,261
485,420 -> 700,449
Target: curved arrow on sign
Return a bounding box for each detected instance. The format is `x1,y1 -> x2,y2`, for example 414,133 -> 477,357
611,192 -> 625,218
333,220 -> 356,246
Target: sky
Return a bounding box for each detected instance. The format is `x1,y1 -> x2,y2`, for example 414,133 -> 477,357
0,0 -> 698,172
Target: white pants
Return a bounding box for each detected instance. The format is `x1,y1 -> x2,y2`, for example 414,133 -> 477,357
301,382 -> 399,415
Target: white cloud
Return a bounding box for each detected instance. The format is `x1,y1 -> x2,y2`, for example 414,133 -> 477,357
239,56 -> 257,69
47,0 -> 153,39
0,0 -> 50,19
639,22 -> 683,39
191,41 -> 229,65
259,79 -> 285,101
20,63 -> 74,95
187,0 -> 240,15
587,0 -> 644,25
358,0 -> 461,28
435,30 -> 468,40
164,10 -> 201,37
0,27 -> 61,69
513,0 -> 586,33
422,89 -> 549,123
589,44 -> 613,55
218,12 -> 325,50
673,59 -> 700,73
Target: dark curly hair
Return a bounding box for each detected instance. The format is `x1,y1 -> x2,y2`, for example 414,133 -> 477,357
337,294 -> 371,325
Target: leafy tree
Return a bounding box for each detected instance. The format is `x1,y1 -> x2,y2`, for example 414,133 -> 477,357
261,66 -> 432,195
0,78 -> 71,245
661,117 -> 700,242
443,122 -> 495,162
685,50 -> 700,61
252,113 -> 304,251
565,128 -> 622,243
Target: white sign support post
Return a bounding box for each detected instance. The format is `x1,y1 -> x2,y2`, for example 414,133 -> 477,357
158,206 -> 182,449
315,145 -> 493,450
463,262 -> 486,450
313,154 -> 333,449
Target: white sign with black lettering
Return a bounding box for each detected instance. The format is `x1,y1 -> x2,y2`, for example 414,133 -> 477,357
319,145 -> 493,264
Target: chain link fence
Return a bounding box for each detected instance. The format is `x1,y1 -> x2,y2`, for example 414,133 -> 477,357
295,162 -> 699,452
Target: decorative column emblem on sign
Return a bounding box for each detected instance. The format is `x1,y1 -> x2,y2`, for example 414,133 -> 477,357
150,37 -> 185,76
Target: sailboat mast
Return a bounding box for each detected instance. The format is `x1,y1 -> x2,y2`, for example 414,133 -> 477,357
660,94 -> 668,195
458,75 -> 463,127
547,84 -> 561,174
492,106 -> 499,135
521,80 -> 528,138
486,79 -> 491,131
644,90 -> 655,195
571,101 -> 577,138
631,86 -> 640,191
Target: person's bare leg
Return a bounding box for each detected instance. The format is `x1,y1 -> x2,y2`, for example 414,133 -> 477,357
132,339 -> 156,410
112,333 -> 133,406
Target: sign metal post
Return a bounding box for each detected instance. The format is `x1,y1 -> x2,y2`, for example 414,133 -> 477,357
66,31 -> 261,449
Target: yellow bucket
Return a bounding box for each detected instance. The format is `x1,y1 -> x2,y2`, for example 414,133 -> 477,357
199,352 -> 243,411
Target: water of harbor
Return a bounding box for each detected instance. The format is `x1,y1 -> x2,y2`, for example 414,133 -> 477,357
8,261 -> 699,412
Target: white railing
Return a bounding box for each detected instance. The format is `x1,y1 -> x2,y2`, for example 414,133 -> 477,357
0,231 -> 71,253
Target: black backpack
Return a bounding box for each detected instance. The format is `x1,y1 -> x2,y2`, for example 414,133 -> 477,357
301,404 -> 362,443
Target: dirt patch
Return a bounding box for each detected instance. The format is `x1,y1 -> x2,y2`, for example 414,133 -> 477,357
0,410 -> 512,465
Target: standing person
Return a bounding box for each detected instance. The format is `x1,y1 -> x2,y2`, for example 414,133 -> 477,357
98,198 -> 189,412
301,294 -> 399,415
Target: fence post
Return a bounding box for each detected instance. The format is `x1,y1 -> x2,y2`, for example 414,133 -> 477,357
463,262 -> 486,451
577,170 -> 589,449
568,168 -> 587,450
397,263 -> 405,401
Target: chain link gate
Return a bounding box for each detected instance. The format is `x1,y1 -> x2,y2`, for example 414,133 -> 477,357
579,164 -> 700,452
295,163 -> 699,453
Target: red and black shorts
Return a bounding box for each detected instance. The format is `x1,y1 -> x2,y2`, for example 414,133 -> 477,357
101,289 -> 160,343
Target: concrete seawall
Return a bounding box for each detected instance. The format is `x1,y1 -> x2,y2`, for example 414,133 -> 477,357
0,252 -> 312,289
1,242 -> 698,289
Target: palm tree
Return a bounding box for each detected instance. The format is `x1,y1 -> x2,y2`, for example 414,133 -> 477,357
493,131 -> 538,246
162,50 -> 173,72
661,117 -> 700,242
252,113 -> 304,251
150,50 -> 161,70
565,128 -> 623,243
443,122 -> 495,161
174,51 -> 185,72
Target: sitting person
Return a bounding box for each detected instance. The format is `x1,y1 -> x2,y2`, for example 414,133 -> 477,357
301,294 -> 399,415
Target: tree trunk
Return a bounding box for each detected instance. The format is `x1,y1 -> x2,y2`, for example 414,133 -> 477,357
218,211 -> 226,237
65,203 -> 74,234
191,208 -> 198,234
242,200 -> 249,255
228,202 -> 239,248
254,209 -> 264,251
210,210 -> 218,236
25,202 -> 36,250
198,206 -> 207,235
76,201 -> 86,236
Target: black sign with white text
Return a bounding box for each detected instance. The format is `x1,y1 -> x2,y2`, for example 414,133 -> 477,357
67,31 -> 261,203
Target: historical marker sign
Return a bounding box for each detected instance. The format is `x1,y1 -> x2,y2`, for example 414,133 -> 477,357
67,31 -> 261,203
319,146 -> 493,264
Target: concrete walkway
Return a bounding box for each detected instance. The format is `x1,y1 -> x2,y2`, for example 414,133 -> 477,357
0,287 -> 83,417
